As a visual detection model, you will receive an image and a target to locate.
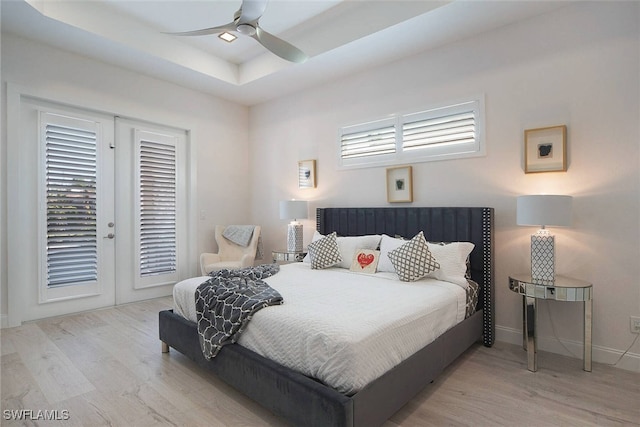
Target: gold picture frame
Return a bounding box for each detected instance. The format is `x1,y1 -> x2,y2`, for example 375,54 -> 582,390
386,166 -> 413,203
298,159 -> 316,189
524,125 -> 567,173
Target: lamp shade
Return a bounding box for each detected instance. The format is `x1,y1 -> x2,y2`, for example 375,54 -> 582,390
517,195 -> 572,227
279,200 -> 308,220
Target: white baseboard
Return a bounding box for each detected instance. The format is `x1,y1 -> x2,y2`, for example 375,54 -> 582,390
1,314 -> 8,329
496,325 -> 640,372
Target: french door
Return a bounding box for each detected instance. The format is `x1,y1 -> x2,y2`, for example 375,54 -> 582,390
9,97 -> 188,323
114,117 -> 188,304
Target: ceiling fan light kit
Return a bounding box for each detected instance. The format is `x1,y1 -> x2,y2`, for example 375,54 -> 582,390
166,0 -> 308,63
218,32 -> 237,43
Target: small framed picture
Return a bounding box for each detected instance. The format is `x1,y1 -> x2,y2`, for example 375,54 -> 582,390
386,166 -> 413,203
349,249 -> 380,274
298,159 -> 316,189
524,125 -> 567,173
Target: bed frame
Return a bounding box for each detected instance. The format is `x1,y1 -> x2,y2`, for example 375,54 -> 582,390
159,207 -> 494,426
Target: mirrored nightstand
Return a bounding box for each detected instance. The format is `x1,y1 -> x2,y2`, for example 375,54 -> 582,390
272,249 -> 307,264
509,274 -> 593,372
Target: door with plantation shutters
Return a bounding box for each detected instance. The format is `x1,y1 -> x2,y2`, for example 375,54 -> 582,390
10,98 -> 189,323
40,112 -> 116,305
114,118 -> 188,304
14,107 -> 118,321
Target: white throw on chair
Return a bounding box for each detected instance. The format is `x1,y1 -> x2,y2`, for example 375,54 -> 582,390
199,225 -> 262,275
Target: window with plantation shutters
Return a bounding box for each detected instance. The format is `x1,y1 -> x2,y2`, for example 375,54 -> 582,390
136,133 -> 177,278
43,114 -> 99,287
338,98 -> 484,168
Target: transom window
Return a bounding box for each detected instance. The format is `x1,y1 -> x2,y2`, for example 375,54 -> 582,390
338,98 -> 485,168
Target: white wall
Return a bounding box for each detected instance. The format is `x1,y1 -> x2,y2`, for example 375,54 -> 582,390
249,2 -> 640,369
0,33 -> 249,323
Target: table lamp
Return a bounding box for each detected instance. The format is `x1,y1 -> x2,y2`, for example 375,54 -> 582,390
279,200 -> 308,252
517,195 -> 572,282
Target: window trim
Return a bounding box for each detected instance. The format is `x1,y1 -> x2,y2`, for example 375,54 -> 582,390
338,96 -> 485,169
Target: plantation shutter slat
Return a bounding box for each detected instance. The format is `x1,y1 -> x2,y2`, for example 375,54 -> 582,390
402,108 -> 477,151
44,121 -> 98,287
139,139 -> 177,277
340,120 -> 396,159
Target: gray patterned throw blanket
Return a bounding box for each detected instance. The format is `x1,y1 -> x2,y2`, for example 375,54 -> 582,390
222,225 -> 256,247
195,264 -> 282,359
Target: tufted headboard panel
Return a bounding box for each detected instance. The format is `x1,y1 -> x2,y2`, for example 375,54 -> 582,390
316,207 -> 495,347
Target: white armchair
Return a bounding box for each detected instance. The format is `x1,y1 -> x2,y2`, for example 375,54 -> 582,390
199,225 -> 261,275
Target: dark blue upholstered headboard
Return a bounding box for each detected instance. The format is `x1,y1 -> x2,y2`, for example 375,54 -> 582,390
316,207 -> 495,347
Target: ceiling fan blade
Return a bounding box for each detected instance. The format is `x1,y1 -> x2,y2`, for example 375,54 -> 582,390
237,0 -> 268,24
164,23 -> 235,37
253,27 -> 308,63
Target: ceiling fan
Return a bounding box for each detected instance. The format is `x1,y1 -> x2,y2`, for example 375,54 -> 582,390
166,0 -> 308,63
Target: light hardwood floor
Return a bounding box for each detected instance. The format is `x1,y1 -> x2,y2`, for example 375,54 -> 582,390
2,297 -> 639,426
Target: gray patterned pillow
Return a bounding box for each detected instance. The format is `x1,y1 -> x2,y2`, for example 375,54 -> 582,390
307,232 -> 342,269
388,231 -> 440,281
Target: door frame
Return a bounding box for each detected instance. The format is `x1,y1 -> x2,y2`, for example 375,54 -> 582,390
6,83 -> 199,327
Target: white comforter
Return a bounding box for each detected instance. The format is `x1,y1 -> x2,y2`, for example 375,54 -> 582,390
173,263 -> 466,395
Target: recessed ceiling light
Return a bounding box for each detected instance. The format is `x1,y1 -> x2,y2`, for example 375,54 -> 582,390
218,32 -> 237,43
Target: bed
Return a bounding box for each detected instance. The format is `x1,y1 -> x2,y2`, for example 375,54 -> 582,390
159,207 -> 494,426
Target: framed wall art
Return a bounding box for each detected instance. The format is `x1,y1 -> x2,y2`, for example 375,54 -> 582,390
386,166 -> 413,203
524,125 -> 567,173
298,159 -> 316,189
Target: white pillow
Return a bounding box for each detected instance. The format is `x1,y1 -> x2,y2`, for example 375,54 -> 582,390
378,234 -> 406,272
302,231 -> 324,263
303,232 -> 381,269
379,234 -> 474,287
335,235 -> 381,269
427,242 -> 474,288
